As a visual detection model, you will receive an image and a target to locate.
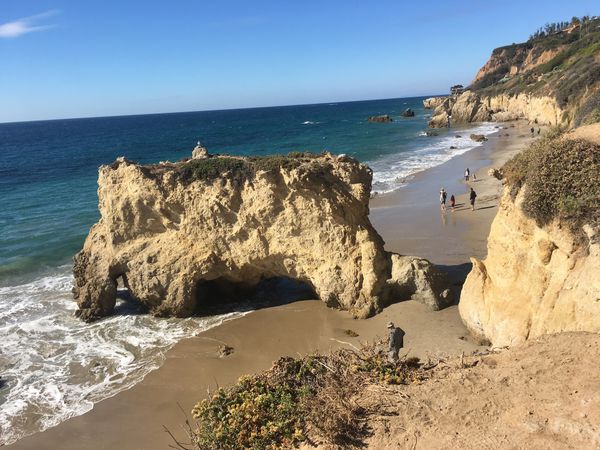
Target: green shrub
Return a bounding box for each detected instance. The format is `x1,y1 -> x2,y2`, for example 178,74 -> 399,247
178,344 -> 425,449
503,132 -> 600,234
176,153 -> 324,184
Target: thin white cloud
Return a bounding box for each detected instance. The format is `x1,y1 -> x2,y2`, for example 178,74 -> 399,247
0,10 -> 59,38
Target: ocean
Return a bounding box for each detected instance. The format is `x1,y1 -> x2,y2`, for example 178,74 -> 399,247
0,96 -> 498,444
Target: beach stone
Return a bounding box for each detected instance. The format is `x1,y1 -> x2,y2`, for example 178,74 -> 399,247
73,151 -> 452,320
217,345 -> 234,358
470,133 -> 488,142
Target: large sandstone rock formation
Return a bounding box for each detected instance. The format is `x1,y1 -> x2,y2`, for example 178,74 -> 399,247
427,91 -> 563,128
459,189 -> 600,347
74,152 -> 451,321
428,91 -> 492,128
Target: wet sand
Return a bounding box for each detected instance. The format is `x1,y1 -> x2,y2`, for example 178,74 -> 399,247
8,121 -> 534,449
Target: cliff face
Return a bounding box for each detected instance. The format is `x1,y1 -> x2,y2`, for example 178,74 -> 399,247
74,152 -> 451,321
459,190 -> 600,347
472,42 -> 566,86
428,89 -> 565,128
429,18 -> 600,128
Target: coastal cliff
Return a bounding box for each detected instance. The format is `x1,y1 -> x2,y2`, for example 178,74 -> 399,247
459,129 -> 600,346
427,16 -> 600,128
74,151 -> 451,321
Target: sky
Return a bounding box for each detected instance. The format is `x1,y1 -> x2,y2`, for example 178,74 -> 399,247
0,0 -> 598,123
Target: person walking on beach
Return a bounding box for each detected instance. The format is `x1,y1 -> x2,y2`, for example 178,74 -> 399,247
470,187 -> 477,211
530,127 -> 535,136
387,322 -> 405,363
537,128 -> 541,135
464,168 -> 470,181
450,194 -> 456,210
440,188 -> 447,211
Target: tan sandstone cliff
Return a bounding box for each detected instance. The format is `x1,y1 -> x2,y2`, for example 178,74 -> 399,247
459,190 -> 600,347
428,91 -> 563,128
73,151 -> 451,321
459,129 -> 600,347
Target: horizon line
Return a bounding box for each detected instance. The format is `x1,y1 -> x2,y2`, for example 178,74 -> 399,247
0,93 -> 447,126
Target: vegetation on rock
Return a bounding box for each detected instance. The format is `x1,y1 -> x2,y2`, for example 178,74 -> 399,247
175,152 -> 325,183
503,128 -> 600,233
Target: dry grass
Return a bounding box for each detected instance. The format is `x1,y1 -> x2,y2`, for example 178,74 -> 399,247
167,342 -> 428,450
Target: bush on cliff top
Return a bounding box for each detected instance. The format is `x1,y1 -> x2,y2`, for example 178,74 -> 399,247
176,152 -> 325,183
503,129 -> 600,233
168,343 -> 425,450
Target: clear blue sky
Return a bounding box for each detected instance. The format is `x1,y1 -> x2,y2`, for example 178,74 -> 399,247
0,0 -> 597,122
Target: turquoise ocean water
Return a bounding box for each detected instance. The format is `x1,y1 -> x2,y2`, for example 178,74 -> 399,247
0,97 -> 498,444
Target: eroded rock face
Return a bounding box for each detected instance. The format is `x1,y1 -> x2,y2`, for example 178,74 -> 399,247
459,189 -> 600,347
427,91 -> 563,128
428,92 -> 492,128
74,152 -> 451,321
423,97 -> 446,109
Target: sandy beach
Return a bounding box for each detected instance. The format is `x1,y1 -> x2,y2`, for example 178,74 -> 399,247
7,121 -> 535,449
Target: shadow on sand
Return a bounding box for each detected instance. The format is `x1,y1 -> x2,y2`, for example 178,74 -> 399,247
436,262 -> 473,306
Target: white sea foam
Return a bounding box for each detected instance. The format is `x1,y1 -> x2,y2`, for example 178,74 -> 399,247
369,123 -> 499,193
0,273 -> 247,445
302,120 -> 318,125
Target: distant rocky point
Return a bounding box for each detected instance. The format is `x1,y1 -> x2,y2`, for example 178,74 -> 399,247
73,147 -> 452,321
423,97 -> 446,109
426,17 -> 600,129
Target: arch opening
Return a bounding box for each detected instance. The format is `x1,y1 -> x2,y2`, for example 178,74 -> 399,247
194,276 -> 316,316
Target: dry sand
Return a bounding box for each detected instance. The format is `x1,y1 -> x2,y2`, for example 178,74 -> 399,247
7,122 -> 536,449
359,332 -> 600,450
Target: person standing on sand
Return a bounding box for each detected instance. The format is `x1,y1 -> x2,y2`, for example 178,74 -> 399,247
537,128 -> 541,135
440,188 -> 447,211
470,187 -> 477,211
530,127 -> 535,136
387,322 -> 405,363
450,194 -> 456,210
464,168 -> 470,181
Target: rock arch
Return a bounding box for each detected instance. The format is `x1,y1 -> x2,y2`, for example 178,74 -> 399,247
74,152 -> 450,321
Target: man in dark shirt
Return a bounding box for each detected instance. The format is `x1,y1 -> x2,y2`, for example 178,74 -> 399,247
387,322 -> 406,362
470,187 -> 477,211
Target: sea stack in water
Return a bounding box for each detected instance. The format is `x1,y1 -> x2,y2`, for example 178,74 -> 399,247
73,149 -> 451,321
368,114 -> 393,123
401,108 -> 415,117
